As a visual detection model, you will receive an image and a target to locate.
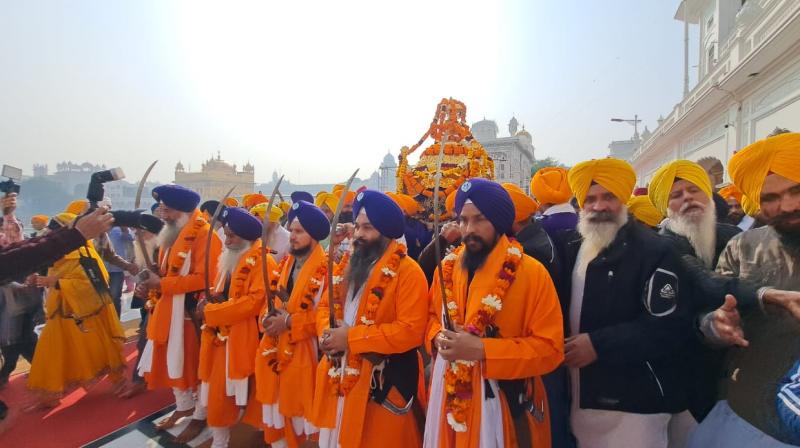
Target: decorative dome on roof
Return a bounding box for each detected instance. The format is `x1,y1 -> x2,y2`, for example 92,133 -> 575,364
516,125 -> 532,141
381,151 -> 397,168
175,161 -> 185,171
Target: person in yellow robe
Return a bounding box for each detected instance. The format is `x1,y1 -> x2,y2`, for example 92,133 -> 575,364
425,178 -> 565,448
310,190 -> 429,448
27,212 -> 126,409
135,184 -> 222,441
257,200 -> 330,448
197,207 -> 269,448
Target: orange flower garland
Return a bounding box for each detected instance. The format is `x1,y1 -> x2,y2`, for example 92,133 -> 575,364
441,239 -> 523,433
145,215 -> 206,310
327,244 -> 407,396
260,254 -> 289,370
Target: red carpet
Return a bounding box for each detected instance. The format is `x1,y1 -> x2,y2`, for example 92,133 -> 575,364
0,341 -> 173,447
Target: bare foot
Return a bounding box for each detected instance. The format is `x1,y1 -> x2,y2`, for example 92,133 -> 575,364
155,408 -> 193,431
173,418 -> 206,443
118,382 -> 147,399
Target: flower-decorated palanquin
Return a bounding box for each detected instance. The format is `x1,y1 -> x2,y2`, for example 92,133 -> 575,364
396,98 -> 495,222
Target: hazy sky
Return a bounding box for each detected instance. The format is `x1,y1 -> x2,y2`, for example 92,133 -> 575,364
0,1 -> 698,185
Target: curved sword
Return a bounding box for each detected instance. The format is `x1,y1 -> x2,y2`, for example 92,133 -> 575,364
134,160 -> 158,271
204,186 -> 236,300
262,176 -> 284,315
328,169 -> 359,330
433,102 -> 455,331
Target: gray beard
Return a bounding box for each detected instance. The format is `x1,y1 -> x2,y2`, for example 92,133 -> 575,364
133,235 -> 159,268
157,213 -> 190,249
576,206 -> 628,274
666,201 -> 717,268
217,242 -> 252,280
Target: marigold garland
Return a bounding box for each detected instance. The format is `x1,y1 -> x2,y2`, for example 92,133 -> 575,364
260,253 -> 288,369
441,239 -> 523,433
327,245 -> 406,396
145,215 -> 206,311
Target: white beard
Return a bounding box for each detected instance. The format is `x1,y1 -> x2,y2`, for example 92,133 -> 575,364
133,234 -> 159,268
156,213 -> 190,249
576,206 -> 629,274
666,200 -> 717,268
217,242 -> 253,279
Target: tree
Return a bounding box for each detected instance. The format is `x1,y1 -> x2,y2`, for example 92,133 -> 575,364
531,157 -> 568,177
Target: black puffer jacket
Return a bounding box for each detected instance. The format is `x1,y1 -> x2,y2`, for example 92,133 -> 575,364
560,221 -> 692,414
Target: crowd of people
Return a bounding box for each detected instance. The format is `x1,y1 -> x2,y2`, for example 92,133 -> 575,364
0,129 -> 798,448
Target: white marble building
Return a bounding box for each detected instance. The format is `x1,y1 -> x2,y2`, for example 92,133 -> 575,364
471,117 -> 536,194
619,0 -> 800,187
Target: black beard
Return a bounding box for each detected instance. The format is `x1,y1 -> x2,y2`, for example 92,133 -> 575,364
770,211 -> 800,235
461,234 -> 497,274
347,237 -> 389,292
289,243 -> 312,258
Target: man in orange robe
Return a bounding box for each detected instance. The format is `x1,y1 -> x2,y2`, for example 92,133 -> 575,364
425,178 -> 565,448
310,190 -> 429,448
196,207 -> 269,448
257,200 -> 330,447
136,184 -> 222,441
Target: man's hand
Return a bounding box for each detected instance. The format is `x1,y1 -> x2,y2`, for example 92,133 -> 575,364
125,262 -> 141,276
764,289 -> 800,322
320,324 -> 350,355
73,207 -> 114,240
436,327 -> 485,362
264,308 -> 290,337
2,193 -> 17,216
35,275 -> 58,289
136,271 -> 161,296
196,298 -> 207,322
440,221 -> 461,244
710,295 -> 749,347
564,333 -> 598,368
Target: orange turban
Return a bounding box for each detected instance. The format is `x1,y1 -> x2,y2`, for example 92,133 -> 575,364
647,160 -> 712,216
65,199 -> 89,215
718,184 -> 743,203
386,192 -> 421,216
315,193 -> 339,212
31,215 -> 49,226
568,158 -> 636,208
242,193 -> 268,209
337,190 -> 356,206
531,167 -> 572,205
741,195 -> 759,217
223,197 -> 239,207
627,196 -> 664,228
728,132 -> 800,212
445,190 -> 457,217
54,212 -> 77,227
502,183 -> 539,223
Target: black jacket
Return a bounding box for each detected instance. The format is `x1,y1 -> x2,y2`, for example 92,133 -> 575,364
517,219 -> 560,284
561,221 -> 692,414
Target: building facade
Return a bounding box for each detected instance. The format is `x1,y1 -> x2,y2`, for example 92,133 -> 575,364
471,116 -> 536,193
621,0 -> 800,187
174,152 -> 255,200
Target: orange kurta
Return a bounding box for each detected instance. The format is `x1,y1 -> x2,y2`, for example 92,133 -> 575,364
310,240 -> 429,448
256,243 -> 326,445
426,235 -> 564,448
144,209 -> 222,391
28,243 -> 126,393
199,239 -> 269,427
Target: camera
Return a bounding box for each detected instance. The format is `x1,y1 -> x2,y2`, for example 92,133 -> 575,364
0,165 -> 22,195
86,167 -> 125,209
110,209 -> 164,235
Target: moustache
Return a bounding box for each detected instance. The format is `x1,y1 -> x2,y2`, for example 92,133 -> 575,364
680,202 -> 705,213
771,210 -> 800,227
585,211 -> 616,223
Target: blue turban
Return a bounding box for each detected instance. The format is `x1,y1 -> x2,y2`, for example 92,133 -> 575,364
455,178 -> 515,236
288,200 -> 330,241
152,184 -> 201,213
352,190 -> 404,239
150,202 -> 159,213
777,360 -> 800,444
221,207 -> 262,241
291,191 -> 314,204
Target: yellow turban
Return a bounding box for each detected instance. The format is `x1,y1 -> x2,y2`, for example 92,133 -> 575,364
445,190 -> 457,217
647,160 -> 712,216
278,201 -> 291,214
502,183 -> 539,223
386,192 -> 421,216
567,158 -> 636,208
315,193 -> 339,212
250,202 -> 283,223
54,212 -> 77,227
242,193 -> 268,210
65,199 -> 89,215
530,167 -> 572,205
728,132 -> 800,212
31,215 -> 49,226
223,197 -> 239,207
627,196 -> 664,228
741,195 -> 759,217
